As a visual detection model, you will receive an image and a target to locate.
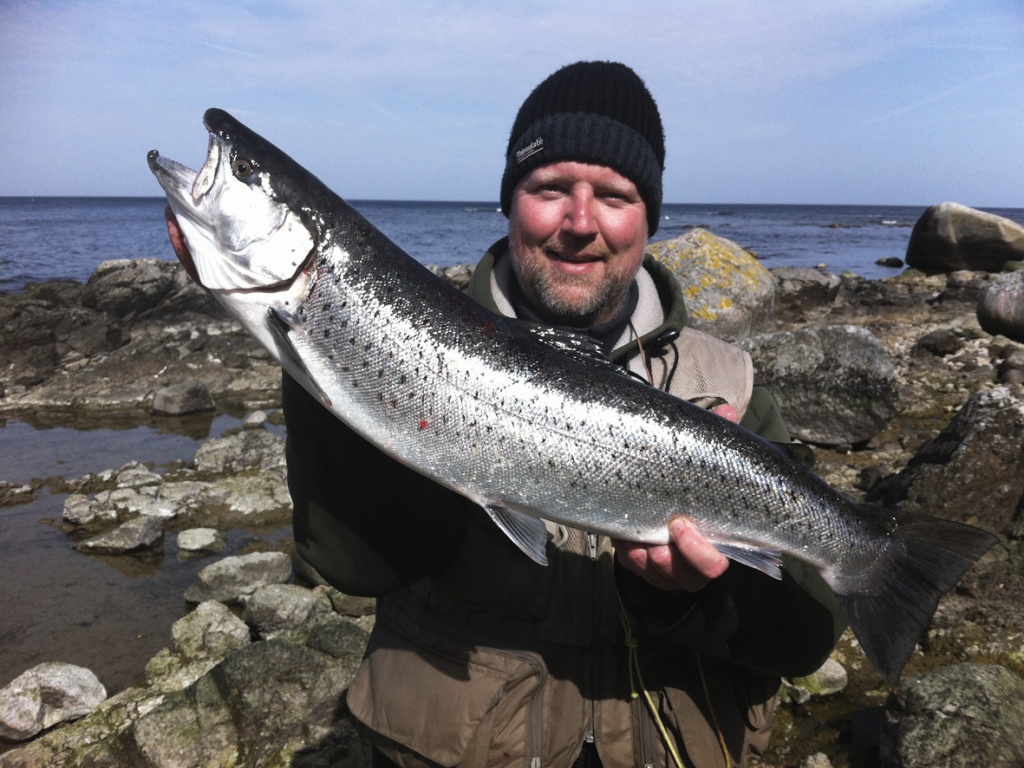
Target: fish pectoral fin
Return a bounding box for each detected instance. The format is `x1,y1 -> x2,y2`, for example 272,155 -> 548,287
266,307 -> 333,407
711,542 -> 784,580
482,503 -> 549,566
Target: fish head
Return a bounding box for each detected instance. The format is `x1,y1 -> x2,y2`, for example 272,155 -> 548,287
147,108 -> 316,293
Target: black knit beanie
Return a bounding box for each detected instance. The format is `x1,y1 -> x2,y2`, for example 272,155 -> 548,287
501,61 -> 666,235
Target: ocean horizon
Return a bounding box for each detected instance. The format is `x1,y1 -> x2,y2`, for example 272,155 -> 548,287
3,196 -> 1023,294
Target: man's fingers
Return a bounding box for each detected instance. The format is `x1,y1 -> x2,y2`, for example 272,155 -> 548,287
668,517 -> 729,581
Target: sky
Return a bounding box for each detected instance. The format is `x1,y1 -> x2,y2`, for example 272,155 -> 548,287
1,0 -> 1022,206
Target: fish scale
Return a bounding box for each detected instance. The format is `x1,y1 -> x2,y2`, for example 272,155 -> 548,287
148,107 -> 999,684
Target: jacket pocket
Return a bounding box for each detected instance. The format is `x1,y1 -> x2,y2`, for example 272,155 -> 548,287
347,613 -> 546,767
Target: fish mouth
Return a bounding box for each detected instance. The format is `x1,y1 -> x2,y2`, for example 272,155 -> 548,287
147,150 -> 204,283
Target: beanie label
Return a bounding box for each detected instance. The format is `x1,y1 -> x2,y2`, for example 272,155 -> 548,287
515,136 -> 545,165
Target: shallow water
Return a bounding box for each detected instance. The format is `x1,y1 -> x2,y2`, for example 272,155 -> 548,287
0,415 -> 290,695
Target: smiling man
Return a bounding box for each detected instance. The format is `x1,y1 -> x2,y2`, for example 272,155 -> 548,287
283,61 -> 846,767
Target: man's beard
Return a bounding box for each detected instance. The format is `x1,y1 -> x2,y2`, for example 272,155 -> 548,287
519,259 -> 633,327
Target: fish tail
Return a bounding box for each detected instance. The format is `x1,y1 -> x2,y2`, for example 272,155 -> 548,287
840,512 -> 999,685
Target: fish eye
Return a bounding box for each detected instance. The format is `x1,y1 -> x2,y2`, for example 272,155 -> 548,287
233,158 -> 255,177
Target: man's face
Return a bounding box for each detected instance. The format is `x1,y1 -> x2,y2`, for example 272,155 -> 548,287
509,162 -> 648,327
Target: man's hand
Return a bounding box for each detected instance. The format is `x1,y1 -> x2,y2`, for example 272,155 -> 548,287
613,402 -> 736,592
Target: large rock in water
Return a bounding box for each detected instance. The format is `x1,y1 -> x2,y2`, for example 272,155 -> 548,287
906,202 -> 1024,273
977,269 -> 1024,342
880,663 -> 1024,768
738,325 -> 898,446
648,228 -> 775,341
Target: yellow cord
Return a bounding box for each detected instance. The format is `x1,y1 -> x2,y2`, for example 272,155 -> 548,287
616,590 -> 733,768
617,591 -> 685,768
694,648 -> 732,768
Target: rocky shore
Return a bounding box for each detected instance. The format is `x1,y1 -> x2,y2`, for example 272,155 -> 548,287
2,216 -> 1024,766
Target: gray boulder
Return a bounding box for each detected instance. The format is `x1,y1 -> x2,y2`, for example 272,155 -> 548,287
0,663 -> 107,742
151,378 -> 216,416
739,325 -> 898,446
906,202 -> 1024,273
184,551 -> 292,604
648,228 -> 776,341
978,269 -> 1024,342
176,527 -> 226,557
880,663 -> 1024,768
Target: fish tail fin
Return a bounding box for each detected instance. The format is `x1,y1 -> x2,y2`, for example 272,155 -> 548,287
840,512 -> 998,685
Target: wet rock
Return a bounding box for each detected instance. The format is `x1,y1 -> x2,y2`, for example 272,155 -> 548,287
977,269 -> 1024,342
649,228 -> 776,341
880,663 -> 1024,768
739,325 -> 898,446
906,202 -> 1024,273
0,482 -> 35,506
242,409 -> 268,429
113,461 -> 162,489
74,515 -> 164,554
176,527 -> 226,557
0,662 -> 107,742
75,486 -> 178,523
869,386 -> 1024,537
62,492 -> 115,525
171,600 -> 251,661
242,583 -> 333,638
183,551 -> 292,605
151,378 -> 216,416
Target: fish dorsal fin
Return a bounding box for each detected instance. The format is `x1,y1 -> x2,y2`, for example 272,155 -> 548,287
482,503 -> 549,566
712,542 -> 784,580
521,323 -> 621,374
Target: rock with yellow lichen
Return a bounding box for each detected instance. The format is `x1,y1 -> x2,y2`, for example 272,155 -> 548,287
648,228 -> 775,341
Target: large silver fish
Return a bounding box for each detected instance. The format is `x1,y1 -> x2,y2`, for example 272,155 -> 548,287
148,109 -> 997,684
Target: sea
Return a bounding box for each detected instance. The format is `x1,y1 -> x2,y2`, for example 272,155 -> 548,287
4,196 -> 1024,294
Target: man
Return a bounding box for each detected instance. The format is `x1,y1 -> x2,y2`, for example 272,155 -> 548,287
284,61 -> 846,767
